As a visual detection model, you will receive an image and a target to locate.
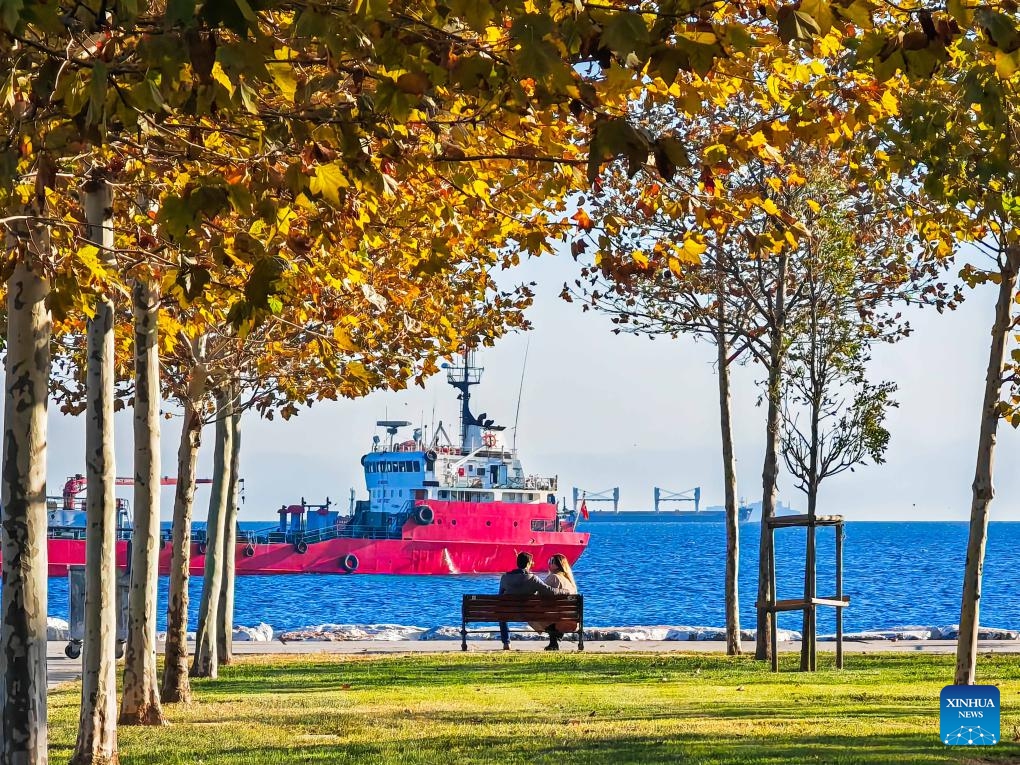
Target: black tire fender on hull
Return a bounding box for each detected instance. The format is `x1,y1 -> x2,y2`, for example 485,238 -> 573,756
414,504 -> 434,525
341,553 -> 359,573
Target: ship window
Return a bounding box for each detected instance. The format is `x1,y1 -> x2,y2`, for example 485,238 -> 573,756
439,491 -> 449,499
531,520 -> 545,531
451,519 -> 457,526
477,466 -> 485,476
414,461 -> 422,472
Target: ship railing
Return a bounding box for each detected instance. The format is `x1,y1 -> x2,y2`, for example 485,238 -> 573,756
235,521 -> 405,546
438,475 -> 559,491
370,442 -> 423,453
48,526 -> 133,542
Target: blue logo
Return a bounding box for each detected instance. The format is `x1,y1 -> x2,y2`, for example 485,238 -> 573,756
941,685 -> 1000,746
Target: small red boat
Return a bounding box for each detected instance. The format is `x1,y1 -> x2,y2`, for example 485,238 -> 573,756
36,351 -> 589,576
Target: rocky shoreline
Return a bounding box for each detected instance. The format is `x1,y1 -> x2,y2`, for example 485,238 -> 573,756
45,618 -> 1020,644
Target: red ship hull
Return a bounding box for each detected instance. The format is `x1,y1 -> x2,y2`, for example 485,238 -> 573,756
38,500 -> 589,577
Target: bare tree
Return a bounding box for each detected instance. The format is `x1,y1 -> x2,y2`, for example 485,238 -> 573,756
780,220 -> 899,669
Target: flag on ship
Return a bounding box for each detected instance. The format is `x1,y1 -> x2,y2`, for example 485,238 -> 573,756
580,498 -> 589,520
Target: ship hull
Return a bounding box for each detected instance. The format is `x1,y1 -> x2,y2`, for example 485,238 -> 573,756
36,500 -> 589,577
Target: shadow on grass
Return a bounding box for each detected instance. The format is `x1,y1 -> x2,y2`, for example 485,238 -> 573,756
202,653 -> 967,698
48,653 -> 1020,764
102,728 -> 1020,765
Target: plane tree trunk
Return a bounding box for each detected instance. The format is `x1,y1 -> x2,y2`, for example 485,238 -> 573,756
1,220 -> 52,765
119,280 -> 166,726
71,174 -> 120,765
191,389 -> 233,679
218,393 -> 242,664
160,337 -> 207,704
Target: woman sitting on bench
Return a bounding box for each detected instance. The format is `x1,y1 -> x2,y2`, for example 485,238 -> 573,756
529,554 -> 578,651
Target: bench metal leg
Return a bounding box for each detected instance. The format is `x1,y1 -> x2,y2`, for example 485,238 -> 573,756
461,620 -> 467,651
578,615 -> 584,651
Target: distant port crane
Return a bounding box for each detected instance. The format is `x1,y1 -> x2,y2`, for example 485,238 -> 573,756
653,487 -> 701,514
572,487 -> 619,514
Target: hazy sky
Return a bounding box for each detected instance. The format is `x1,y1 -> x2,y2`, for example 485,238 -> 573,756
43,247 -> 1020,523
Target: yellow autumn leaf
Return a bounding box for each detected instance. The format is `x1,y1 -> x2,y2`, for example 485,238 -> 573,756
677,236 -> 707,263
211,62 -> 234,94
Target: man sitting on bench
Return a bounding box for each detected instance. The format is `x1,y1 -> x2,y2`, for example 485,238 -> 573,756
498,552 -> 566,650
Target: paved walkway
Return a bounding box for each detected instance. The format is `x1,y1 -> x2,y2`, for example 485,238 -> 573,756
46,638 -> 1020,690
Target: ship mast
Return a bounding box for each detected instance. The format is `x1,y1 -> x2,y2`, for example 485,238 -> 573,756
447,347 -> 482,451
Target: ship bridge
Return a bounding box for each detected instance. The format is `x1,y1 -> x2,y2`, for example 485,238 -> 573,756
359,350 -> 558,515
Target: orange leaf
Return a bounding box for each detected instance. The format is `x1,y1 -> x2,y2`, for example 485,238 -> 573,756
572,209 -> 594,231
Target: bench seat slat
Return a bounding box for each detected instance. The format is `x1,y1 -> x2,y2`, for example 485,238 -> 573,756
465,612 -> 579,621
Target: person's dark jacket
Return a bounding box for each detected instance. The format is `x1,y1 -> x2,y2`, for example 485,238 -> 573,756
499,568 -> 564,596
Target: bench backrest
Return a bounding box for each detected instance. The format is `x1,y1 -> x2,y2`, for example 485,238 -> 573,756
462,594 -> 582,623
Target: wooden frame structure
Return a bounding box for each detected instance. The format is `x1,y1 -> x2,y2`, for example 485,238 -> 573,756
763,514 -> 849,672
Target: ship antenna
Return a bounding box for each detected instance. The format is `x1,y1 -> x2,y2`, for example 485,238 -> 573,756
511,336 -> 531,453
430,391 -> 436,447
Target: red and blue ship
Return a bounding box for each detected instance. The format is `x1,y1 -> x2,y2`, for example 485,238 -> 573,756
34,352 -> 589,576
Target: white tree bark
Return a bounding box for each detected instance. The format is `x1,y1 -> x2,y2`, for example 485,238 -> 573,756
192,389 -> 233,678
72,175 -> 120,765
218,394 -> 242,664
1,224 -> 52,765
955,249 -> 1020,685
119,280 -> 166,726
160,337 -> 207,704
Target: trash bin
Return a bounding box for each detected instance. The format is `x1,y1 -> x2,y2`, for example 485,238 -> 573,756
65,565 -> 130,660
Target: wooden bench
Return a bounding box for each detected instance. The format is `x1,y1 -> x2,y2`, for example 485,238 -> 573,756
461,594 -> 584,651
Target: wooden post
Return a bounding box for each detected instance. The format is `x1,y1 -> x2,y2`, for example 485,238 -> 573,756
836,521 -> 844,670
808,518 -> 817,672
769,523 -> 778,672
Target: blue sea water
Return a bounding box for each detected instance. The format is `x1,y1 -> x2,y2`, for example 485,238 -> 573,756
45,521 -> 1020,634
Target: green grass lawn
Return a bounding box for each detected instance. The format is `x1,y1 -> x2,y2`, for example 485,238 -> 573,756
49,652 -> 1020,764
